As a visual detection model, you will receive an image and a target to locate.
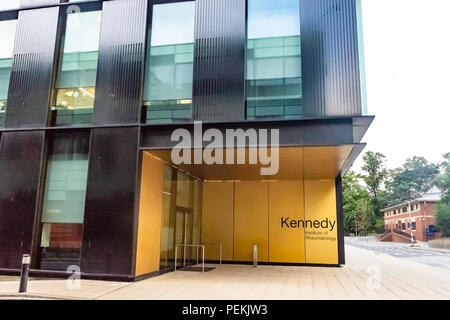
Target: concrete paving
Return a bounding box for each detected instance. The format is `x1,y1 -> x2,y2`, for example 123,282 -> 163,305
0,244 -> 449,300
346,237 -> 450,271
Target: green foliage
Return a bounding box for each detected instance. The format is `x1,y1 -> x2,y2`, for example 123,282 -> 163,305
344,152 -> 448,236
361,152 -> 388,199
343,171 -> 373,235
438,153 -> 450,203
361,151 -> 388,221
435,153 -> 450,236
374,218 -> 386,234
436,202 -> 450,237
385,156 -> 440,206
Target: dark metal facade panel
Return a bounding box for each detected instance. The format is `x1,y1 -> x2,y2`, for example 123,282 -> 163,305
20,0 -> 60,9
192,0 -> 246,121
92,0 -> 147,125
300,0 -> 362,117
140,118 -> 355,149
4,7 -> 59,128
335,175 -> 345,265
0,131 -> 45,268
81,127 -> 139,275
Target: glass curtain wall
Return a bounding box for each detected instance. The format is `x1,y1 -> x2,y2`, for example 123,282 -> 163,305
0,19 -> 17,127
159,165 -> 201,270
39,133 -> 90,270
143,1 -> 196,123
52,9 -> 102,126
246,0 -> 303,120
160,165 -> 175,270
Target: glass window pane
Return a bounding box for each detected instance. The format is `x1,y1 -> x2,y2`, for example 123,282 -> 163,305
0,19 -> 17,127
39,133 -> 90,271
246,0 -> 303,120
53,10 -> 102,126
143,2 -> 195,124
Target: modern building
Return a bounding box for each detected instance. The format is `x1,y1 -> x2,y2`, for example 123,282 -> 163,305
0,0 -> 372,281
381,187 -> 442,242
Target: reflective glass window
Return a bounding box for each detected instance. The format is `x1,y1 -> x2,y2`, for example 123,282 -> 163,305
52,10 -> 102,126
246,0 -> 303,120
159,166 -> 201,271
39,133 -> 90,270
143,1 -> 195,124
0,19 -> 17,127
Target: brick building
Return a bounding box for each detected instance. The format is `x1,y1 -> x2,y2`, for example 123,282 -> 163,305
382,187 -> 442,242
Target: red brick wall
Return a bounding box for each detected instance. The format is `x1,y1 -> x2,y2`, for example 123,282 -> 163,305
383,201 -> 440,242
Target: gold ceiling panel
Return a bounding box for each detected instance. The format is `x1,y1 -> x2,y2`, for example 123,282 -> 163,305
145,145 -> 353,181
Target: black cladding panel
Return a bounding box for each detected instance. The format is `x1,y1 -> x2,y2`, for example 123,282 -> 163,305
300,0 -> 363,117
0,131 -> 45,268
4,6 -> 59,128
81,127 -> 139,275
92,0 -> 148,125
192,0 -> 246,121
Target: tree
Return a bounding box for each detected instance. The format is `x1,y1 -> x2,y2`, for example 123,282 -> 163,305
436,153 -> 450,236
436,202 -> 450,237
355,197 -> 373,235
361,152 -> 388,220
435,153 -> 450,202
343,171 -> 373,235
362,152 -> 388,199
385,156 -> 440,205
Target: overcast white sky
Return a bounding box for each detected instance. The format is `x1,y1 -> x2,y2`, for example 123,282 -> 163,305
352,0 -> 450,172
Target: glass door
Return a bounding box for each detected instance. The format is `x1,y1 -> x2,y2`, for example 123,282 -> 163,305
175,209 -> 194,268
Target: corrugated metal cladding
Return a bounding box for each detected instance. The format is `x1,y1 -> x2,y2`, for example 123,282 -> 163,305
93,0 -> 148,125
81,127 -> 139,275
300,0 -> 362,117
0,131 -> 45,268
193,0 -> 246,121
4,7 -> 59,128
20,0 -> 59,9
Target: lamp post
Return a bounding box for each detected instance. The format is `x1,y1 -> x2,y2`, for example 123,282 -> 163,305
424,201 -> 427,242
408,200 -> 414,247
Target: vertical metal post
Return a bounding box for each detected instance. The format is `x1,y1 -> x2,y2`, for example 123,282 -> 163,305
424,201 -> 428,241
202,246 -> 205,274
408,201 -> 414,247
183,212 -> 187,266
174,246 -> 178,272
19,254 -> 30,293
253,244 -> 258,267
219,243 -> 222,266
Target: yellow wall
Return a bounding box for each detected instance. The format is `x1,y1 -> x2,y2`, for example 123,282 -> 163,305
268,181 -> 305,263
200,179 -> 338,265
201,181 -> 234,260
304,180 -> 338,264
234,181 -> 269,262
135,153 -> 164,276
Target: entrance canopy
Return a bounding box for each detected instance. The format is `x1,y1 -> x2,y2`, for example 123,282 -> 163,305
144,145 -> 356,181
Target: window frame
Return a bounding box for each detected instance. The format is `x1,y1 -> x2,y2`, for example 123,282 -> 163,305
49,1 -> 103,127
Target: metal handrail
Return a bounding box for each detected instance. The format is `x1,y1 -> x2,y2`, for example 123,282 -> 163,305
174,243 -> 223,274
175,244 -> 205,273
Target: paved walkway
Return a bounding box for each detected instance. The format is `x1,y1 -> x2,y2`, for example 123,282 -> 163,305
346,237 -> 450,270
0,245 -> 449,300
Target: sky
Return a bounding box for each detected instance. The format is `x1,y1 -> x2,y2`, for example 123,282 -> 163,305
353,0 -> 450,172
151,2 -> 195,46
0,20 -> 17,59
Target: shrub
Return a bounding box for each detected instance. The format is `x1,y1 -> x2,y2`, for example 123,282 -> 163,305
436,201 -> 450,237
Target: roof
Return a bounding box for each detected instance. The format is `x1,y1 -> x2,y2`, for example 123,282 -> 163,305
381,186 -> 443,212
